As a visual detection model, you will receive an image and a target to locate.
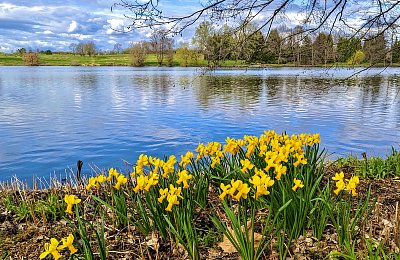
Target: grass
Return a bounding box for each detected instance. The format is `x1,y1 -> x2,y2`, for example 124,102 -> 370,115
0,53 -> 248,67
333,147 -> 400,179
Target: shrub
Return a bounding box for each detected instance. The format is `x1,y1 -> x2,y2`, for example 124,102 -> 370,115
23,52 -> 40,66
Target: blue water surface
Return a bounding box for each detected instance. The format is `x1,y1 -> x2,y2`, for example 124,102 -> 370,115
0,66 -> 399,181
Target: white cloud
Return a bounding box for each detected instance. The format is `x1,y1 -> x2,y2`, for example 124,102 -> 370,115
68,20 -> 78,32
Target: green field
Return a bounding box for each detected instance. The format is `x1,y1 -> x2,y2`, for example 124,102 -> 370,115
0,53 -> 247,67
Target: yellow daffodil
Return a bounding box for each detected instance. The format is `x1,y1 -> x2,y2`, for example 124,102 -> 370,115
144,174 -> 159,191
106,168 -> 119,182
58,234 -> 77,255
114,174 -> 128,190
345,176 -> 360,196
233,183 -> 250,201
137,154 -> 149,168
176,170 -> 192,188
292,178 -> 304,191
274,164 -> 287,180
332,171 -> 345,181
179,151 -> 194,168
133,175 -> 148,193
64,194 -> 81,214
96,174 -> 107,184
219,183 -> 231,200
334,179 -> 346,195
86,176 -> 98,191
158,188 -> 168,203
240,159 -> 254,173
293,153 -> 307,167
165,194 -> 179,211
40,238 -> 61,260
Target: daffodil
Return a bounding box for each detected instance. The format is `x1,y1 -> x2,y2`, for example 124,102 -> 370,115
176,170 -> 192,188
137,154 -> 149,168
158,188 -> 168,203
96,174 -> 107,184
165,194 -> 179,212
240,159 -> 254,173
292,178 -> 304,191
106,168 -> 119,182
144,174 -> 159,191
86,176 -> 99,190
114,174 -> 128,190
58,234 -> 77,255
233,183 -> 250,201
332,171 -> 345,181
219,183 -> 231,200
274,164 -> 287,180
64,194 -> 81,214
40,238 -> 61,260
293,153 -> 307,167
133,175 -> 148,193
333,179 -> 346,195
179,151 -> 194,168
345,176 -> 359,196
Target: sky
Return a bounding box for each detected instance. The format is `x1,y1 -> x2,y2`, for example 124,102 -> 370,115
0,0 -> 390,53
0,0 -> 202,53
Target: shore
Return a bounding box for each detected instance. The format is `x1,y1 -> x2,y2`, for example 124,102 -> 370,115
1,136 -> 399,259
1,52 -> 396,68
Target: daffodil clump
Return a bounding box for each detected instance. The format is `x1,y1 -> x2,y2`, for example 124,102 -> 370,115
86,168 -> 126,191
158,184 -> 183,211
332,171 -> 360,196
40,234 -> 77,260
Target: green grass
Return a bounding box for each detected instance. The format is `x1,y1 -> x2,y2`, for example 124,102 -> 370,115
334,147 -> 400,179
0,52 -> 248,67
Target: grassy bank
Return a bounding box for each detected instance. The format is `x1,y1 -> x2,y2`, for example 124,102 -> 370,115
1,131 -> 400,259
0,53 -> 246,67
1,52 -> 392,68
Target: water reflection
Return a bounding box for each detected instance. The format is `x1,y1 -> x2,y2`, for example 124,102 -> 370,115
0,66 -> 399,181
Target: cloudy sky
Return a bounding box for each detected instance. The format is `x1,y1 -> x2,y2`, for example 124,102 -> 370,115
0,0 -> 390,53
0,0 -> 204,53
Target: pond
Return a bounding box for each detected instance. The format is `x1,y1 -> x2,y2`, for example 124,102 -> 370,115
0,66 -> 399,181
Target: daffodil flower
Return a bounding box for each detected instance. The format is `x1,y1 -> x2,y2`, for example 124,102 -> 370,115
233,183 -> 250,201
292,178 -> 304,191
64,194 -> 81,214
333,179 -> 346,195
158,188 -> 168,203
58,234 -> 78,255
219,183 -> 231,200
86,176 -> 99,191
240,159 -> 254,173
332,171 -> 345,181
345,176 -> 359,196
114,174 -> 128,190
40,238 -> 61,260
165,194 -> 179,211
176,169 -> 192,188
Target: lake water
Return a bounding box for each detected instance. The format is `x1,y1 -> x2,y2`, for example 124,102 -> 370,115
0,66 -> 399,182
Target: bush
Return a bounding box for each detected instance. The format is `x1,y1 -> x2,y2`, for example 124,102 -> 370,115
23,52 -> 40,66
130,43 -> 147,67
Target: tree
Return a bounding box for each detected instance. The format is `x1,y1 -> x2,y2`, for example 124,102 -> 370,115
16,48 -> 26,56
113,43 -> 123,54
364,34 -> 387,65
150,30 -> 173,65
347,50 -> 365,65
313,32 -> 334,65
392,39 -> 400,64
130,42 -> 147,67
176,43 -> 191,67
84,42 -> 96,56
337,37 -> 362,62
192,21 -> 215,61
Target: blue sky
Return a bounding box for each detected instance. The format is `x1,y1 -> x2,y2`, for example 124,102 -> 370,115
0,0 -> 383,53
0,0 -> 202,53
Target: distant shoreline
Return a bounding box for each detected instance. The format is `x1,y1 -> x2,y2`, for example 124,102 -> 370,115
1,53 -> 398,68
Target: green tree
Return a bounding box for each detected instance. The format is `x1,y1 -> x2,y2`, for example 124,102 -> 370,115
337,37 -> 362,62
347,50 -> 365,65
392,39 -> 400,64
